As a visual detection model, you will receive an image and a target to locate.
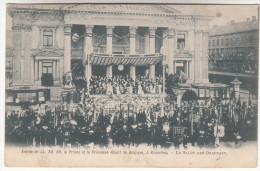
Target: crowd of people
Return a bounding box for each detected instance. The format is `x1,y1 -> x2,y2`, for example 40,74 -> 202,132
73,75 -> 163,95
5,93 -> 257,148
208,53 -> 258,74
209,61 -> 257,74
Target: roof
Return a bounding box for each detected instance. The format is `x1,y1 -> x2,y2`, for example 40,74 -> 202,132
209,20 -> 258,36
87,53 -> 163,66
8,4 -> 211,17
61,4 -> 182,14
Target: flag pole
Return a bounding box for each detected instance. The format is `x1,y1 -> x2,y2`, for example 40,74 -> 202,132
87,54 -> 90,95
161,55 -> 166,117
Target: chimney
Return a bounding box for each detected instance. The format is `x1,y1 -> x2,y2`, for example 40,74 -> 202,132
252,16 -> 256,22
230,20 -> 235,25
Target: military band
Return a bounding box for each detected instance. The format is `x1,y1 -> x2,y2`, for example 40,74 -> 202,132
5,95 -> 257,149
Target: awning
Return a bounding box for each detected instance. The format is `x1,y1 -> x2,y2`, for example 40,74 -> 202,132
85,53 -> 163,66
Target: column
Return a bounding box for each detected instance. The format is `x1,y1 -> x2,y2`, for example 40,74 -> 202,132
106,26 -> 114,78
59,59 -> 63,83
149,65 -> 155,80
202,31 -> 209,83
130,26 -> 137,54
20,28 -> 25,84
149,27 -> 156,79
24,26 -> 32,84
106,65 -> 113,78
168,28 -> 175,75
64,24 -> 72,73
176,91 -> 182,107
21,59 -> 24,82
31,58 -> 34,83
187,61 -> 190,79
194,30 -> 203,83
130,65 -> 136,80
106,26 -> 114,54
85,64 -> 92,80
12,26 -> 22,85
34,60 -> 38,80
144,32 -> 149,54
57,60 -> 60,81
149,27 -> 156,54
84,25 -> 94,80
53,60 -> 56,81
190,59 -> 194,81
39,61 -> 42,80
173,61 -> 176,74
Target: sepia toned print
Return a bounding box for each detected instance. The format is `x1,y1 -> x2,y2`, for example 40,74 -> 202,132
5,4 -> 258,167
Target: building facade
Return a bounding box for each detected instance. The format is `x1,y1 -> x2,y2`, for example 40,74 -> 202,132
7,4 -> 211,101
208,16 -> 258,94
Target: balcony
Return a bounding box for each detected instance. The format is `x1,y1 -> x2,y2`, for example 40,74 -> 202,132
85,53 -> 163,66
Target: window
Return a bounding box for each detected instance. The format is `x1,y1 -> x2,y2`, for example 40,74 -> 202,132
43,30 -> 53,47
249,36 -> 254,43
226,39 -> 229,46
177,34 -> 185,49
42,62 -> 53,74
212,40 -> 215,46
230,38 -> 233,45
221,39 -> 224,46
216,39 -> 220,46
241,37 -> 247,45
236,37 -> 240,45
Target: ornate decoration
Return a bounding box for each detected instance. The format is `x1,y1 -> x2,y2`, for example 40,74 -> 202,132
12,25 -> 32,31
85,25 -> 94,34
149,27 -> 157,38
64,24 -> 72,36
63,4 -> 178,14
129,26 -> 137,38
174,50 -> 193,58
167,28 -> 175,39
33,49 -> 62,57
106,26 -> 114,37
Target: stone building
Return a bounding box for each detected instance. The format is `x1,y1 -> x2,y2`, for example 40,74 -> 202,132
208,16 -> 258,95
7,4 -> 211,102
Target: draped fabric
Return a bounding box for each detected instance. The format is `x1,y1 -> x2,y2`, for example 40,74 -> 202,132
86,53 -> 163,66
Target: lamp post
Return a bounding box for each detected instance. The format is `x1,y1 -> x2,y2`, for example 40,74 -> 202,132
87,54 -> 90,95
230,77 -> 242,100
163,55 -> 166,98
161,55 -> 166,117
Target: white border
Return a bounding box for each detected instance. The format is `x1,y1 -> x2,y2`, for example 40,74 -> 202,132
0,1 -> 259,171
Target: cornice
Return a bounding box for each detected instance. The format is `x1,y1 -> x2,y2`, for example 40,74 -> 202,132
9,6 -> 212,22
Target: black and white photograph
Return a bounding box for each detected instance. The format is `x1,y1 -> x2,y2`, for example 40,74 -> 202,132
3,2 -> 259,167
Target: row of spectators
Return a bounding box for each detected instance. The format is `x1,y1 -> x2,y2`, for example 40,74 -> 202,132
73,75 -> 164,95
209,61 -> 257,74
208,53 -> 257,61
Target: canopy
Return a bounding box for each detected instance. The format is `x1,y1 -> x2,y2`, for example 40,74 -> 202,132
85,53 -> 163,66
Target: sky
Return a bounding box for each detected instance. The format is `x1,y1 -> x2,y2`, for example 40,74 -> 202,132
207,5 -> 259,26
5,4 -> 259,30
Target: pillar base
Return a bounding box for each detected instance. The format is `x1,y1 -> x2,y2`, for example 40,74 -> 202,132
106,65 -> 113,78
149,65 -> 155,80
11,80 -> 22,86
202,79 -> 210,84
130,65 -> 136,80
